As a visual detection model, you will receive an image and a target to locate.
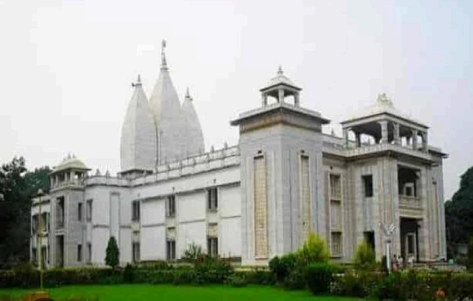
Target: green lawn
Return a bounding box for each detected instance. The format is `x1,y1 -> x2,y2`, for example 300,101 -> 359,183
1,284 -> 360,301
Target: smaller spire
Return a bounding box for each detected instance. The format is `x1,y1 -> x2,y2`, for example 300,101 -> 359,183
185,87 -> 193,101
278,65 -> 283,75
132,74 -> 142,88
161,39 -> 168,69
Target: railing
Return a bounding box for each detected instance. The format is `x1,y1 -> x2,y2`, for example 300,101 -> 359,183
399,195 -> 422,209
343,143 -> 432,161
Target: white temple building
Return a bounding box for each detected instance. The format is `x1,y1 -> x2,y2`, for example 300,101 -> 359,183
31,43 -> 447,268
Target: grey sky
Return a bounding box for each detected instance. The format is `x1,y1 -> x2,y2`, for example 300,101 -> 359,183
0,0 -> 471,201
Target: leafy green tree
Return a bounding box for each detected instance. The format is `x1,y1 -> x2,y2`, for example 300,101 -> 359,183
353,241 -> 376,270
105,236 -> 120,269
468,235 -> 473,271
0,157 -> 50,268
296,232 -> 329,266
445,167 -> 473,258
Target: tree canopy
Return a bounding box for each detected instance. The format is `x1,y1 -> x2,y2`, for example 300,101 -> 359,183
0,157 -> 51,268
445,166 -> 473,258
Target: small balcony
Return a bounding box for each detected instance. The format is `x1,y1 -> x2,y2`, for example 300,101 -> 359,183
399,195 -> 422,218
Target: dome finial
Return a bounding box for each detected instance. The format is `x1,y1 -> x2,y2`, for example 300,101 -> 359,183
132,74 -> 142,87
377,93 -> 393,107
161,39 -> 167,69
185,87 -> 192,101
278,65 -> 283,75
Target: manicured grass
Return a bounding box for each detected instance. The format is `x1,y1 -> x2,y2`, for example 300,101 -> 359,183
1,284 -> 360,301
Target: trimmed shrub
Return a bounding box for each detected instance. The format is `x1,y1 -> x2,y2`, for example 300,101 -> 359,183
283,268 -> 305,290
226,273 -> 248,287
105,236 -> 119,269
173,267 -> 195,285
193,255 -> 233,284
296,233 -> 329,267
122,263 -> 135,283
305,262 -> 341,295
269,253 -> 297,284
353,242 -> 376,270
239,269 -> 274,285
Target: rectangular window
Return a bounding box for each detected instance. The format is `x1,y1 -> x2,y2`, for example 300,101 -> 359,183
331,232 -> 342,257
167,195 -> 176,217
86,199 -> 93,222
207,188 -> 218,211
32,215 -> 38,234
87,243 -> 92,264
362,175 -> 373,197
132,242 -> 140,263
330,201 -> 342,231
41,246 -> 47,268
77,244 -> 82,262
207,237 -> 218,257
166,240 -> 176,260
330,174 -> 342,200
32,247 -> 37,264
78,203 -> 83,221
132,201 -> 140,222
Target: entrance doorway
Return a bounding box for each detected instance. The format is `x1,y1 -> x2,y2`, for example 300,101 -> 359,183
400,218 -> 420,264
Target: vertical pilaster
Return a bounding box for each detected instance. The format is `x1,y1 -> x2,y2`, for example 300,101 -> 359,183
278,88 -> 284,103
355,132 -> 361,148
412,130 -> 418,150
343,128 -> 350,148
393,123 -> 401,145
261,93 -> 268,107
422,132 -> 429,152
294,93 -> 300,107
379,121 -> 388,144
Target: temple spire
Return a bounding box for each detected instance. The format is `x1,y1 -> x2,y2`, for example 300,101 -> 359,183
132,74 -> 142,87
185,87 -> 192,101
161,40 -> 168,69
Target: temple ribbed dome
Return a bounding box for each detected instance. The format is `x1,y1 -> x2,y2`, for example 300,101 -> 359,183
53,154 -> 88,173
120,76 -> 157,172
149,45 -> 186,164
181,89 -> 205,157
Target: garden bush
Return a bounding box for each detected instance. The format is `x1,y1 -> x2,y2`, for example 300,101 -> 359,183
193,255 -> 233,284
353,241 -> 376,270
305,262 -> 342,295
226,273 -> 248,287
269,253 -> 297,284
283,268 -> 305,290
296,233 -> 329,267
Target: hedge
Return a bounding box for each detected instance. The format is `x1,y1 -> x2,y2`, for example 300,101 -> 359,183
1,262 -> 473,301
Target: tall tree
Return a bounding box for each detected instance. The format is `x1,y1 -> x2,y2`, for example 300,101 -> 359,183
445,166 -> 473,258
0,157 -> 51,268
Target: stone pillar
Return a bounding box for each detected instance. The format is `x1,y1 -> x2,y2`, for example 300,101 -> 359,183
261,93 -> 268,107
355,132 -> 361,148
379,121 -> 388,144
294,93 -> 300,107
412,130 -> 418,150
278,88 -> 284,103
343,128 -> 350,148
422,131 -> 428,152
393,123 -> 401,145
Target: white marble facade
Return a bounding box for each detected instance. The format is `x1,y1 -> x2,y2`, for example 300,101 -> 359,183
30,46 -> 447,269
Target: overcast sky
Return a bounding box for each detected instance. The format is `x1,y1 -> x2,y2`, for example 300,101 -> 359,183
0,0 -> 472,201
